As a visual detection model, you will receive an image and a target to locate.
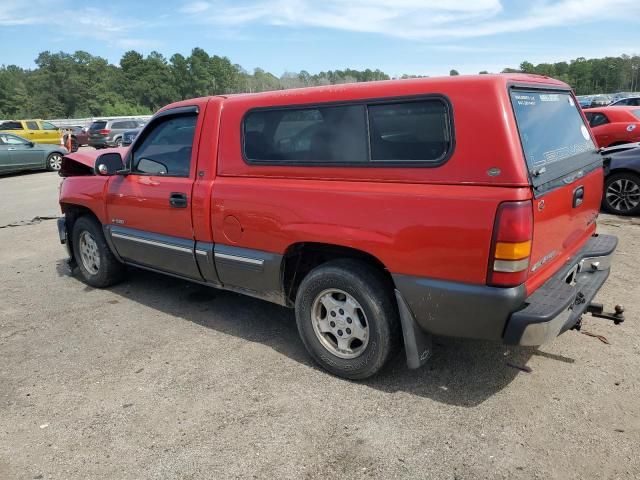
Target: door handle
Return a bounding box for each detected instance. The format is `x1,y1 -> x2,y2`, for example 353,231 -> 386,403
8,147 -> 16,151
169,192 -> 188,208
573,186 -> 584,208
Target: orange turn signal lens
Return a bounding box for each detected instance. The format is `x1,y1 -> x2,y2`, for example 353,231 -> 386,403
494,240 -> 531,260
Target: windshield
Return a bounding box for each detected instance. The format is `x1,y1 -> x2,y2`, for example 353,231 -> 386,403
511,89 -> 598,186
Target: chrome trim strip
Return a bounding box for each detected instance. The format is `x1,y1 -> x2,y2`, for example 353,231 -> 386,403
111,232 -> 193,254
195,250 -> 209,257
214,252 -> 264,266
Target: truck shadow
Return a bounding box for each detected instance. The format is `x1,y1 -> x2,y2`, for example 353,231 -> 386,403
66,265 -> 561,408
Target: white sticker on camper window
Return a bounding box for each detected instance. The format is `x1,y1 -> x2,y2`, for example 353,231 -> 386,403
539,94 -> 560,102
514,94 -> 536,106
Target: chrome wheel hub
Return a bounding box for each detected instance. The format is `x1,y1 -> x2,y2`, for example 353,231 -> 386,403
79,231 -> 100,275
311,289 -> 369,359
606,178 -> 640,212
49,153 -> 62,170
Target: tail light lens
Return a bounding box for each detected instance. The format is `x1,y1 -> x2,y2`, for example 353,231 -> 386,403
98,129 -> 110,135
487,201 -> 533,287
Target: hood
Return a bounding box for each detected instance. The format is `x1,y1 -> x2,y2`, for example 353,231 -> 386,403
60,147 -> 128,176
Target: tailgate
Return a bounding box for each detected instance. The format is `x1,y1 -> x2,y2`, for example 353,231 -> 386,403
527,167 -> 602,292
509,88 -> 603,293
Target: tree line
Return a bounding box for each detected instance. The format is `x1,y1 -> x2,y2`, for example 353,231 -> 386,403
0,48 -> 638,119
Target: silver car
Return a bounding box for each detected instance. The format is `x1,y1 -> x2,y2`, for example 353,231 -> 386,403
0,133 -> 67,173
88,119 -> 142,149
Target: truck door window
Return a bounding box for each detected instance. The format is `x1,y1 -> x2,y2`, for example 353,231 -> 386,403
131,114 -> 197,177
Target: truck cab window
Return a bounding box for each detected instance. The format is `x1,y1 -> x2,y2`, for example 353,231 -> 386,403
132,114 -> 197,177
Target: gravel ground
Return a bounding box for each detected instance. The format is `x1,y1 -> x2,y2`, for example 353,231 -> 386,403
1,171 -> 639,479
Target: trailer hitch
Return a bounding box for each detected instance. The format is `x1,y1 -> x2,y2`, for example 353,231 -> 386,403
586,302 -> 625,325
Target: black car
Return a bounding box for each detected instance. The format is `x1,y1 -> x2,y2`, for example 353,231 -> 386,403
602,143 -> 640,215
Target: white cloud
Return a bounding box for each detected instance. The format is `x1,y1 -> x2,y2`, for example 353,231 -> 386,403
179,0 -> 640,40
0,1 -> 158,50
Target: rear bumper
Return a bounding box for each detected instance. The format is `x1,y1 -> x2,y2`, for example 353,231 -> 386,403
393,234 -> 618,346
88,138 -> 110,147
503,234 -> 617,345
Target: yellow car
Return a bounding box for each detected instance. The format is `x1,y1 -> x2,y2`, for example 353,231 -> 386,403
0,119 -> 62,145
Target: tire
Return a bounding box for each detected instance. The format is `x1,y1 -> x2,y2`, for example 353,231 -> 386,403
46,152 -> 63,171
71,137 -> 79,152
72,216 -> 126,288
295,259 -> 401,380
114,137 -> 123,147
602,172 -> 640,216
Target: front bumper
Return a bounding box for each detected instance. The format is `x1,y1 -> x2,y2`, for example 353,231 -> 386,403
393,234 -> 618,347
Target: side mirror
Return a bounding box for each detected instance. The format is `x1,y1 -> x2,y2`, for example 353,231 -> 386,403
27,141 -> 35,148
95,152 -> 124,176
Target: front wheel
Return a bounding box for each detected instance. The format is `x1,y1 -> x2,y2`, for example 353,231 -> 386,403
72,216 -> 126,288
603,172 -> 640,216
46,152 -> 63,171
295,259 -> 401,380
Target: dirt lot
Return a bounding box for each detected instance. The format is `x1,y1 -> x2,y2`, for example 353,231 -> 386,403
1,170 -> 639,479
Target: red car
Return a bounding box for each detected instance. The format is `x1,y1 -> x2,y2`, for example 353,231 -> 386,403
584,106 -> 640,148
56,74 -> 622,379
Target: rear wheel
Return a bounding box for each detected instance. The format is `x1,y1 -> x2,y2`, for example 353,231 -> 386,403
46,152 -> 63,171
603,172 -> 640,216
114,137 -> 123,147
70,137 -> 79,152
72,216 -> 126,288
295,259 -> 401,379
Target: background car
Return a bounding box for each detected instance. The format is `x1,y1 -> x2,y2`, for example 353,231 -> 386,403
0,119 -> 62,145
587,95 -> 613,108
0,133 -> 67,174
609,96 -> 640,106
601,143 -> 640,215
584,106 -> 640,148
67,126 -> 90,152
121,128 -> 141,146
88,119 -> 141,148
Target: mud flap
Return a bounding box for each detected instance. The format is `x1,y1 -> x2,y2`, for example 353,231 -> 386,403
395,289 -> 432,369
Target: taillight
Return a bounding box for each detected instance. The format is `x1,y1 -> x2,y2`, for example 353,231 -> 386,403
487,201 -> 533,287
98,129 -> 110,135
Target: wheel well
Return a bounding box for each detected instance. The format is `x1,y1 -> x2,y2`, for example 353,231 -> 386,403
607,169 -> 640,181
282,242 -> 395,305
60,204 -> 100,261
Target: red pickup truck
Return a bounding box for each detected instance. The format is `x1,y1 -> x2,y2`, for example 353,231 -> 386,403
57,74 -> 622,379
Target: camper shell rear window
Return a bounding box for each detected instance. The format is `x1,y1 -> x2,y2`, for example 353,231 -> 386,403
510,88 -> 601,188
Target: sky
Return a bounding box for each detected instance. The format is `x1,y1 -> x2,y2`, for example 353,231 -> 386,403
1,0 -> 639,77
